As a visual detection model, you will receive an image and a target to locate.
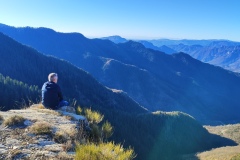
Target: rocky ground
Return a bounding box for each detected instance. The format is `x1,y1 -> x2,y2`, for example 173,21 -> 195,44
0,105 -> 83,160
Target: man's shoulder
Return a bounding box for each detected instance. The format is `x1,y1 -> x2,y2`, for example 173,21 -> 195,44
43,81 -> 49,85
42,81 -> 59,88
50,81 -> 61,89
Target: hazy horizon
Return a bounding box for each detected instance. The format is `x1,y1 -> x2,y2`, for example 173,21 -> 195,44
1,23 -> 240,42
0,0 -> 240,41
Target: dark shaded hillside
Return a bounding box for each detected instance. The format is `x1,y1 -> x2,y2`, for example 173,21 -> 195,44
0,32 -> 237,160
111,111 -> 237,160
1,24 -> 240,124
0,73 -> 39,110
0,32 -> 146,114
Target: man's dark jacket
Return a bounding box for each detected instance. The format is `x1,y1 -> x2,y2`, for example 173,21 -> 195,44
41,81 -> 63,109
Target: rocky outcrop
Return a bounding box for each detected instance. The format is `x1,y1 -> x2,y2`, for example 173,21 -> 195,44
0,105 -> 86,159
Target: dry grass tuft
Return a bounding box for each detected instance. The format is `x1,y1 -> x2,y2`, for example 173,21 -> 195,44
31,104 -> 61,116
54,127 -> 77,145
56,152 -> 74,160
62,140 -> 74,152
54,131 -> 69,143
231,154 -> 240,160
9,149 -> 22,159
29,121 -> 52,135
37,109 -> 61,116
0,114 -> 3,124
3,115 -> 25,127
65,127 -> 77,139
75,142 -> 136,160
35,104 -> 45,109
30,103 -> 45,109
63,115 -> 76,121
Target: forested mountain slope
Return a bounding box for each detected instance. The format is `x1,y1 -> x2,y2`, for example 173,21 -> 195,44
1,24 -> 240,125
0,31 -> 238,160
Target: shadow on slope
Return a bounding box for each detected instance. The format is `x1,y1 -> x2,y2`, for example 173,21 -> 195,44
1,25 -> 240,124
108,111 -> 237,160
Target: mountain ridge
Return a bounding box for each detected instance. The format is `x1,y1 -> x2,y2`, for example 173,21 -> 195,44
0,27 -> 239,159
1,24 -> 240,125
169,42 -> 240,72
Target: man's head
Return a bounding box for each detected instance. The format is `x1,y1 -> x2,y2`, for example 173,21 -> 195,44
48,73 -> 58,83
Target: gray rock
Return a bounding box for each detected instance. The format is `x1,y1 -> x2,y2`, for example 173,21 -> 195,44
0,148 -> 7,154
24,120 -> 33,126
0,144 -> 5,148
38,140 -> 55,146
6,138 -> 20,146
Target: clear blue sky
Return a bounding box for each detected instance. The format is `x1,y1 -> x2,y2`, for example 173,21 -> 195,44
0,0 -> 240,41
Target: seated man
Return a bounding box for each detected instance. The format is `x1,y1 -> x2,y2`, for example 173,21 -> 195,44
41,73 -> 69,109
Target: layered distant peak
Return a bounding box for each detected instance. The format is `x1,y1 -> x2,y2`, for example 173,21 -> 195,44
0,23 -> 9,27
158,45 -> 176,54
208,40 -> 240,47
137,40 -> 176,54
0,23 -> 86,41
101,35 -> 128,44
120,40 -> 146,48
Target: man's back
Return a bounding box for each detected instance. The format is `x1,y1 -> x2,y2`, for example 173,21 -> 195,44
42,81 -> 63,109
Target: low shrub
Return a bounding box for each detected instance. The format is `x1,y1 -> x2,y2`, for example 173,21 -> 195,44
75,142 -> 136,160
84,108 -> 104,124
54,131 -> 69,143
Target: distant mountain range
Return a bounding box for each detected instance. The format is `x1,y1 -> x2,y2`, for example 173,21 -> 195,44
137,40 -> 176,54
103,35 -> 240,73
1,24 -> 240,125
149,39 -> 218,46
168,42 -> 240,72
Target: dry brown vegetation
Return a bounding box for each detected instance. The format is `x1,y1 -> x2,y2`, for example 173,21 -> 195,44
3,115 -> 25,127
33,103 -> 45,109
183,124 -> 240,160
63,115 -> 76,121
0,114 -> 3,124
205,124 -> 240,144
29,121 -> 53,135
182,124 -> 240,160
53,129 -> 76,144
197,146 -> 240,160
36,109 -> 61,116
30,104 -> 61,116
